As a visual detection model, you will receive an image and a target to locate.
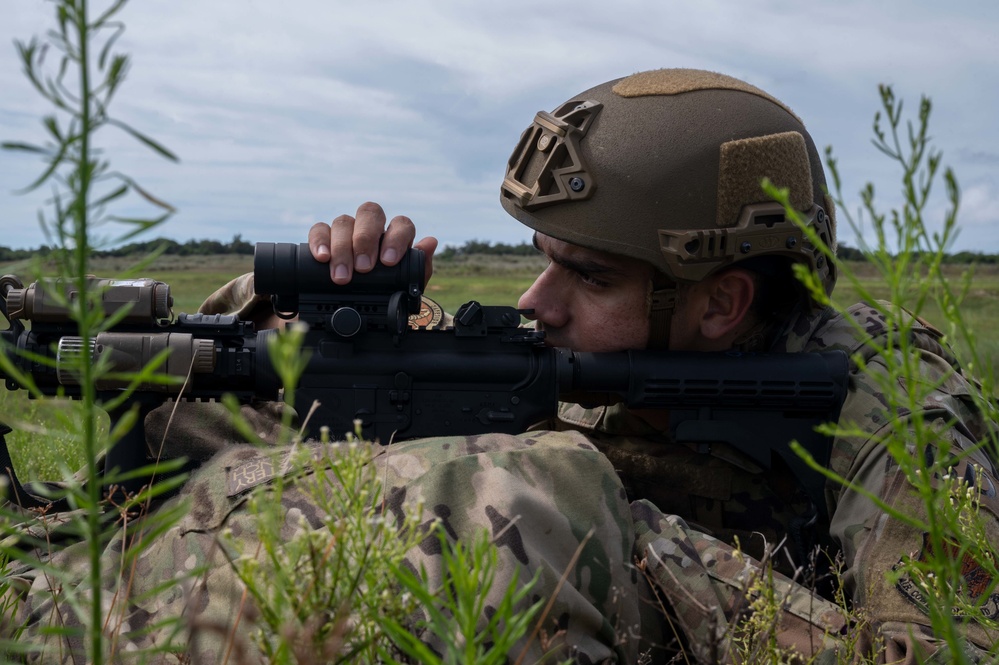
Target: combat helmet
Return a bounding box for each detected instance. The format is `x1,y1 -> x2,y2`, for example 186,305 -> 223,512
501,68 -> 836,347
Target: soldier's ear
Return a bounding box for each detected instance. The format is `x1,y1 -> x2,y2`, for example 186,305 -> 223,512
698,268 -> 756,343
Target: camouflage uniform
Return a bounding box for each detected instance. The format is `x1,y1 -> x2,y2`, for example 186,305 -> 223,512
558,301 -> 999,662
5,275 -> 998,663
791,303 -> 999,659
8,430 -> 666,663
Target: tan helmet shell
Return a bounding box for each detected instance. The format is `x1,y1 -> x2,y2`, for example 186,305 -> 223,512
501,68 -> 836,295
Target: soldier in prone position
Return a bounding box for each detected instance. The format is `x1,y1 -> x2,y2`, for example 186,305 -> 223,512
11,68 -> 999,663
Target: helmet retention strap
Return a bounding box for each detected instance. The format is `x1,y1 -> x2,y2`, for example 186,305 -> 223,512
648,282 -> 679,350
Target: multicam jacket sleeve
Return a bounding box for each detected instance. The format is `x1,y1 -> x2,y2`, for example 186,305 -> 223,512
787,303 -> 999,659
8,432 -> 667,664
555,301 -> 999,662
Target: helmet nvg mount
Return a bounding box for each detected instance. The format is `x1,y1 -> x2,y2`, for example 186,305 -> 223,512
501,68 -> 836,347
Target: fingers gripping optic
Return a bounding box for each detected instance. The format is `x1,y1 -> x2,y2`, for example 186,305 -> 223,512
328,212 -> 361,284
309,202 -> 430,286
380,215 -> 418,266
307,222 -> 334,263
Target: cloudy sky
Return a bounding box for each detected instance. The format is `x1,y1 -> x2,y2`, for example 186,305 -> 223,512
2,1 -> 997,253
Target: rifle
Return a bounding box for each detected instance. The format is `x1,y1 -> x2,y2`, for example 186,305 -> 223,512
0,243 -> 849,518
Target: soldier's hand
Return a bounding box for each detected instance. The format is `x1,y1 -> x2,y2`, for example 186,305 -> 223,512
308,202 -> 437,285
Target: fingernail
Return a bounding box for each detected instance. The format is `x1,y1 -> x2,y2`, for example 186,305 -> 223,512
356,254 -> 372,271
382,248 -> 398,264
334,264 -> 349,280
318,244 -> 330,258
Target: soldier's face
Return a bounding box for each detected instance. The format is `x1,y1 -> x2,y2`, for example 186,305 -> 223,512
518,233 -> 654,352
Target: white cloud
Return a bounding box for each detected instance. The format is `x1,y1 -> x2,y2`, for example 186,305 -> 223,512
960,182 -> 998,227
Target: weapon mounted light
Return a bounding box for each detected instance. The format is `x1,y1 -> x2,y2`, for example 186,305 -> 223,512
3,275 -> 173,324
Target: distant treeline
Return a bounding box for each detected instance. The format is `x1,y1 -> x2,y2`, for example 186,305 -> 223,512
437,240 -> 538,259
832,245 -> 999,264
2,237 -> 999,264
0,235 -> 255,261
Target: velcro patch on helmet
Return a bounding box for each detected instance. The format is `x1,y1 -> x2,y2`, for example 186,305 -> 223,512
716,131 -> 813,227
611,68 -> 801,123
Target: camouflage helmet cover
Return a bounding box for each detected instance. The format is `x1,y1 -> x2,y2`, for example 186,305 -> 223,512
500,68 -> 836,296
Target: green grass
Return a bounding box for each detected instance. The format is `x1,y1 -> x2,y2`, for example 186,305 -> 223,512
834,261 -> 999,383
425,275 -> 537,314
3,255 -> 998,481
0,399 -> 96,484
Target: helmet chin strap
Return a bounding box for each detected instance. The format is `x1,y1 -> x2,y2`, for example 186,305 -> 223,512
648,273 -> 679,350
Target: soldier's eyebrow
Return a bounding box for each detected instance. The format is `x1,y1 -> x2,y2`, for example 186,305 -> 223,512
532,232 -> 623,278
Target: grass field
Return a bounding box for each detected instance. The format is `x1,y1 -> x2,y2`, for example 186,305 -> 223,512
2,254 -> 997,480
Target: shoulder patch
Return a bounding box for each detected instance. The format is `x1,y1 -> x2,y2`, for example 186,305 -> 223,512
409,295 -> 444,329
894,532 -> 999,620
225,444 -> 387,497
226,455 -> 279,497
225,446 -> 327,497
